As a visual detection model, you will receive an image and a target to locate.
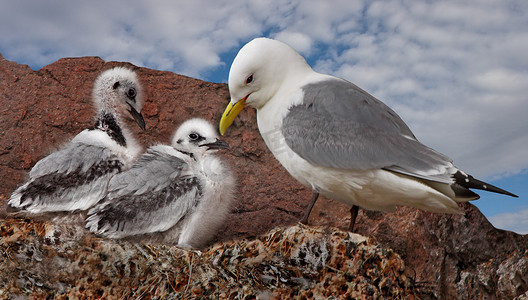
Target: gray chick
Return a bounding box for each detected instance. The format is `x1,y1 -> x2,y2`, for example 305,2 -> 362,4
86,118 -> 236,249
8,67 -> 146,214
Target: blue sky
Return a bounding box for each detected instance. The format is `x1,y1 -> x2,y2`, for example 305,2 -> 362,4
1,0 -> 526,233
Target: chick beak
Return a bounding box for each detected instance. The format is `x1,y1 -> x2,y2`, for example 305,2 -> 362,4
202,138 -> 229,150
127,103 -> 146,130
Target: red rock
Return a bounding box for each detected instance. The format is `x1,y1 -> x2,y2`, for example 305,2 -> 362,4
0,53 -> 526,298
141,102 -> 159,118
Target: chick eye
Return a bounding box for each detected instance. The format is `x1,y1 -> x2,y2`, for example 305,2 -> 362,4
127,88 -> 136,99
189,133 -> 199,140
246,74 -> 253,84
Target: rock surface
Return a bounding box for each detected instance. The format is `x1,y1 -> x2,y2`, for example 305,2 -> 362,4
0,218 -> 415,298
0,54 -> 527,299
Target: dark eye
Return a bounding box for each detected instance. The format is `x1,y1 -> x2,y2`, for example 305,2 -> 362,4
127,88 -> 136,99
246,74 -> 253,84
189,133 -> 199,140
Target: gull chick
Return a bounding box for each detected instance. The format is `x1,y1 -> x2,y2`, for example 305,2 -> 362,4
8,67 -> 146,214
219,37 -> 518,231
86,118 -> 235,249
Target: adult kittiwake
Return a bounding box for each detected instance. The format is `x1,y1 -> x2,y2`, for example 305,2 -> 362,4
8,67 -> 146,214
86,118 -> 236,249
219,37 -> 517,231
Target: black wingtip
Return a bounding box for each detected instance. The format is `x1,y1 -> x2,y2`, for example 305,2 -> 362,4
453,171 -> 518,198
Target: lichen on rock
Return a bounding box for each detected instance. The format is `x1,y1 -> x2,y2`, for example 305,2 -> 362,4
0,218 -> 415,298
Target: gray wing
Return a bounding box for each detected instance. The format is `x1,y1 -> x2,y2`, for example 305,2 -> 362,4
86,146 -> 203,238
28,141 -> 117,178
282,79 -> 454,183
299,79 -> 416,137
9,142 -> 123,211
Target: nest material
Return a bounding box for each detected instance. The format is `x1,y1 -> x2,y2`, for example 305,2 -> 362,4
0,218 -> 415,299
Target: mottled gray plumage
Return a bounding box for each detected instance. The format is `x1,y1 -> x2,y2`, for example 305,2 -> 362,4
8,67 -> 145,214
86,146 -> 202,237
11,143 -> 123,213
29,143 -> 120,180
86,118 -> 236,249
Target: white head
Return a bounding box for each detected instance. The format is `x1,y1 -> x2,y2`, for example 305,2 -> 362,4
219,38 -> 312,134
172,118 -> 229,155
93,67 -> 145,130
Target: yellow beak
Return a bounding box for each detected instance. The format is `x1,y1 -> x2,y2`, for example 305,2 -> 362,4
219,98 -> 246,135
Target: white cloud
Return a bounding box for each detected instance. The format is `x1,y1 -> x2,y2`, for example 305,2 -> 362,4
0,0 -> 527,180
0,0 -> 266,77
273,31 -> 313,55
470,69 -> 528,95
489,210 -> 528,234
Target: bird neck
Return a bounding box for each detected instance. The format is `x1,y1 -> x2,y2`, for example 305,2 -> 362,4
179,149 -> 196,160
172,144 -> 199,161
200,154 -> 225,182
92,112 -> 127,147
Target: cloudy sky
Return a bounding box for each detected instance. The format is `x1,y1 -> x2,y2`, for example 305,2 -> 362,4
1,0 -> 526,233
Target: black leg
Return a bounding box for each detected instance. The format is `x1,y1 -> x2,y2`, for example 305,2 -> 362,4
300,191 -> 319,225
348,205 -> 359,232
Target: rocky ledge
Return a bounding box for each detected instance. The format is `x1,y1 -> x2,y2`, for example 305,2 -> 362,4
0,54 -> 527,298
0,218 -> 415,298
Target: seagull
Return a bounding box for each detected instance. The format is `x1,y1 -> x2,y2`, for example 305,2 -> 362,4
219,37 -> 518,231
8,67 -> 146,214
85,118 -> 236,249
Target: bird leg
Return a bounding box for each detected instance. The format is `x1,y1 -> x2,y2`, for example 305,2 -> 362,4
300,191 -> 319,225
348,205 -> 359,232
